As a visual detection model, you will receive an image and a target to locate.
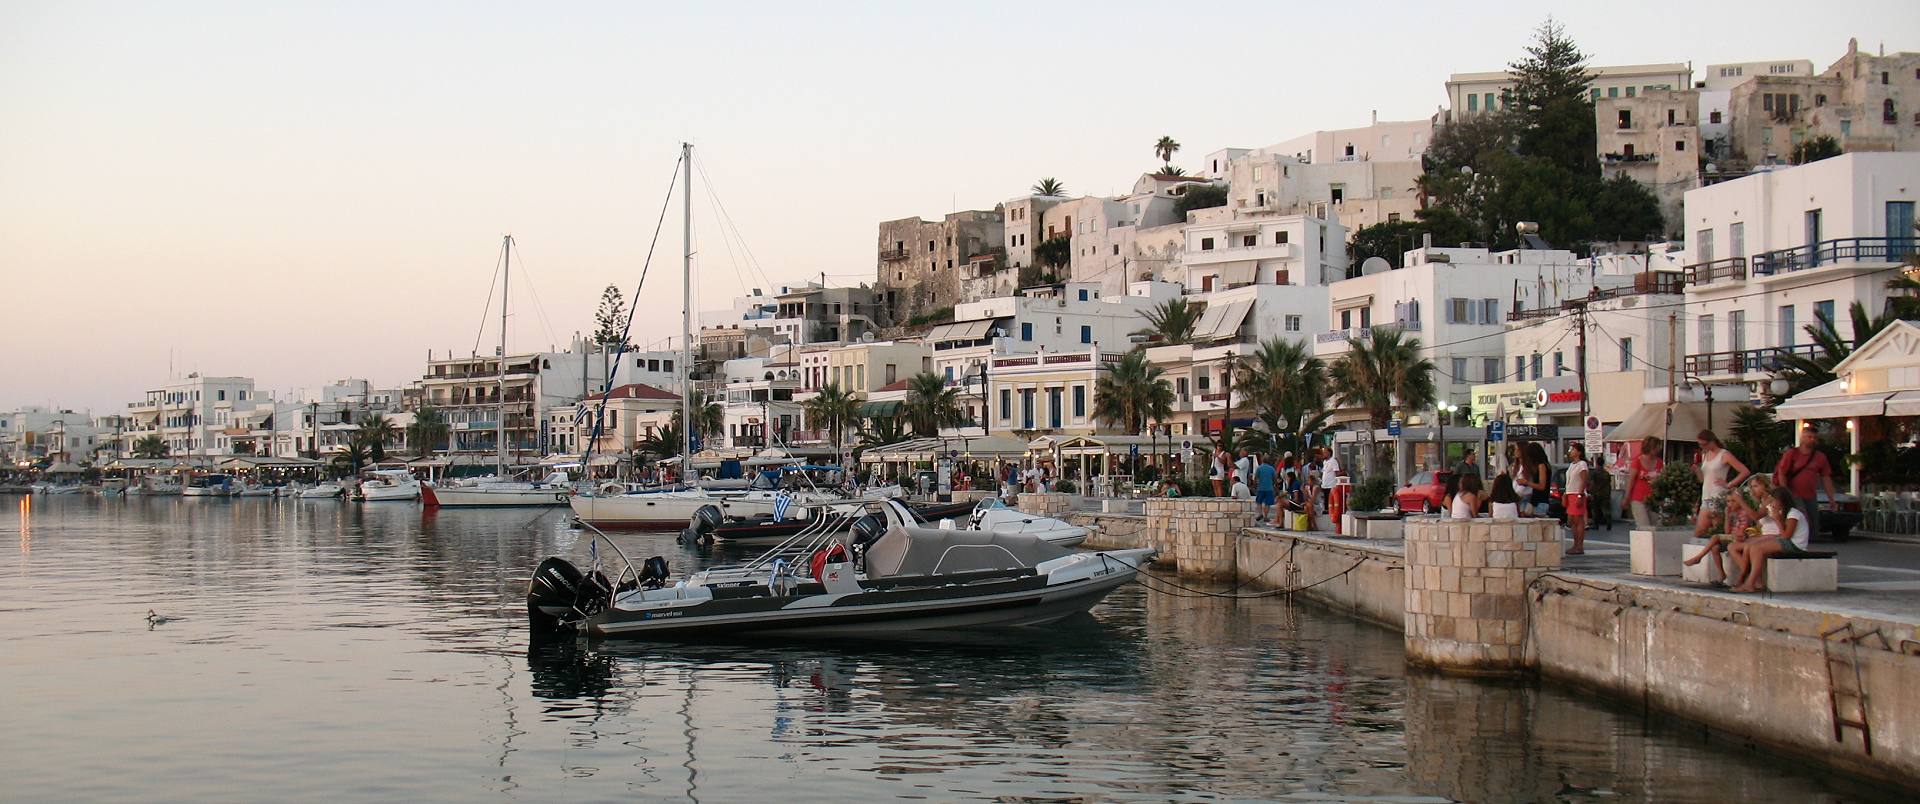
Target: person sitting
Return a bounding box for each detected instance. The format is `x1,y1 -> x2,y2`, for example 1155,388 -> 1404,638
1230,473 -> 1252,500
1450,474 -> 1485,520
1731,487 -> 1813,593
1440,472 -> 1462,515
1488,474 -> 1522,519
1685,475 -> 1770,587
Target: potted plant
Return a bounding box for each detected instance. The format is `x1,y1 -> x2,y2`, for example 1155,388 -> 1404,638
1639,461 -> 1705,577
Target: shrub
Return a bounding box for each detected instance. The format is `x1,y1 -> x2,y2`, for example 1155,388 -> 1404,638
1647,461 -> 1700,527
1052,479 -> 1077,494
1349,475 -> 1396,512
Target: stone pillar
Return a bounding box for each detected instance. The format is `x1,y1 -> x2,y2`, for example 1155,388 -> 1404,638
1142,499 -> 1180,566
1016,492 -> 1073,518
1161,498 -> 1256,579
1404,516 -> 1560,674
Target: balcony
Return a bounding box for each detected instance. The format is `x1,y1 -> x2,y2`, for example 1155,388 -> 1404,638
1684,344 -> 1819,378
1685,256 -> 1747,285
1314,321 -> 1410,345
1751,237 -> 1915,277
1184,241 -> 1296,267
879,246 -> 909,261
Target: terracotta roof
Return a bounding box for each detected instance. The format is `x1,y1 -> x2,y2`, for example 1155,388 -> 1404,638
587,383 -> 678,402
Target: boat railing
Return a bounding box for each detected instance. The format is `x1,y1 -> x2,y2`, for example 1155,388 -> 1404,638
574,519 -> 641,608
737,503 -> 872,574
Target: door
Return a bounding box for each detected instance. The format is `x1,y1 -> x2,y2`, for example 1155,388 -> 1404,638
1805,209 -> 1823,267
1890,201 -> 1917,258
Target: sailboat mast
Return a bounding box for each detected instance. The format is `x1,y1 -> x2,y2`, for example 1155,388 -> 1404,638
680,143 -> 694,482
498,234 -> 511,477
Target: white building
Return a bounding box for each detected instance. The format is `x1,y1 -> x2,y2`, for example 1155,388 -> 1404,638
1698,60 -> 1816,160
1201,118 -> 1431,234
0,407 -> 104,466
1446,63 -> 1692,116
119,375 -> 262,458
418,337 -> 682,460
1680,152 -> 1920,387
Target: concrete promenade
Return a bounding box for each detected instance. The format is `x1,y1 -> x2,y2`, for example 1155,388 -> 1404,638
1060,500 -> 1920,789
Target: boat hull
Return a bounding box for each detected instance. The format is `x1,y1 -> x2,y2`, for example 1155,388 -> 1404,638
424,485 -> 570,507
359,484 -> 420,501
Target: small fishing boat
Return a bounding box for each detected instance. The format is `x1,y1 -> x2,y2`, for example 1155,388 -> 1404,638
527,499 -> 1153,640
297,482 -> 345,499
423,472 -> 574,508
182,474 -> 235,497
356,470 -> 421,502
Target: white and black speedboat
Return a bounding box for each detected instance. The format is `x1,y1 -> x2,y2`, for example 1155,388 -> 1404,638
969,498 -> 1089,548
527,499 -> 1153,640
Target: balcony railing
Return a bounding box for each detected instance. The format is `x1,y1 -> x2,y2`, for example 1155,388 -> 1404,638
1314,322 -> 1409,345
1752,237 -> 1916,277
1684,344 -> 1819,377
879,247 -> 909,261
1685,256 -> 1747,285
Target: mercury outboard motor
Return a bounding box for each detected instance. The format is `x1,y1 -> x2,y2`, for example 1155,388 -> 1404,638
850,511 -> 887,549
526,557 -> 612,636
637,555 -> 669,590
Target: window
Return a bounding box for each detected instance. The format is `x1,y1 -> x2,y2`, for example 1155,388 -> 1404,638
1447,297 -> 1473,324
1885,99 -> 1898,123
1360,308 -> 1371,328
1340,309 -> 1352,329
1590,89 -> 1601,101
1530,354 -> 1542,380
1815,300 -> 1835,327
1078,289 -> 1089,301
1696,229 -> 1714,263
1483,358 -> 1499,382
1021,390 -> 1034,429
1255,192 -> 1265,207
1675,139 -> 1686,152
1241,234 -> 1257,247
663,360 -> 673,372
1072,385 -> 1086,418
1468,94 -> 1479,112
1554,352 -> 1565,376
1275,231 -> 1288,244
1619,337 -> 1634,371
1667,109 -> 1677,126
1484,92 -> 1495,110
1883,71 -> 1891,85
1729,222 -> 1745,259
1285,315 -> 1302,332
999,388 -> 1011,419
1451,358 -> 1467,382
1252,166 -> 1262,181
928,240 -> 935,252
1200,237 -> 1215,251
1806,209 -> 1823,247
1048,388 -> 1062,428
1699,314 -> 1715,354
1515,356 -> 1526,380
1020,321 -> 1033,341
1330,185 -> 1345,204
1388,212 -> 1402,224
1080,325 -> 1091,344
1111,244 -> 1119,256
1481,299 -> 1499,323
1198,374 -> 1210,391
217,390 -> 226,401
1710,110 -> 1722,124
1626,86 -> 1636,98
1729,310 -> 1747,353
1779,305 -> 1796,347
1608,87 -> 1618,98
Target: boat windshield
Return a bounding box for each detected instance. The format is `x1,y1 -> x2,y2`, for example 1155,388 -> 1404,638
863,524 -> 1072,578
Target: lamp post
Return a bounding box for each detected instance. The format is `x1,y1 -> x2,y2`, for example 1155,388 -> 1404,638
1436,402 -> 1458,470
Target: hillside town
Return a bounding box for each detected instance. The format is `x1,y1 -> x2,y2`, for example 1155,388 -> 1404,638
10,33 -> 1916,515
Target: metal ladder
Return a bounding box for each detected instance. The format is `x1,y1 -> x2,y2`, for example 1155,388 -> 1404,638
1820,623 -> 1888,756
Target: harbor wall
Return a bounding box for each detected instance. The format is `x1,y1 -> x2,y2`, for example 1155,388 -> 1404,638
1230,525 -> 1920,788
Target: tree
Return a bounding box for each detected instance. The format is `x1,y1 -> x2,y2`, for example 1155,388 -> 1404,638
406,407 -> 448,457
683,389 -> 723,442
804,383 -> 863,456
331,439 -> 370,478
1153,136 -> 1181,168
1730,403 -> 1791,471
1791,135 -> 1843,165
856,415 -> 910,452
1133,298 -> 1203,345
1773,302 -> 1901,399
1031,177 -> 1066,196
1033,236 -> 1071,271
1588,171 -> 1666,241
1156,165 -> 1187,177
1173,184 -> 1228,218
1348,220 -> 1428,270
1093,350 -> 1174,433
1234,337 -> 1330,453
592,284 -> 630,389
357,414 -> 397,463
1330,328 -> 1438,472
132,435 -> 169,459
1505,18 -> 1597,172
902,372 -> 962,436
637,419 -> 684,459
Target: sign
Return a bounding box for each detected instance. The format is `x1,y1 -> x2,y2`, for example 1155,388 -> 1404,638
1487,421 -> 1506,442
1387,418 -> 1402,436
1128,444 -> 1140,459
1537,388 -> 1585,407
1584,415 -> 1604,456
1180,438 -> 1194,451
1503,424 -> 1554,441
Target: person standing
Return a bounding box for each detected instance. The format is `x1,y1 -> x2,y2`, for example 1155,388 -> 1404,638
1254,454 -> 1277,522
1693,430 -> 1751,537
1625,436 -> 1664,527
1564,442 -> 1590,555
1210,446 -> 1228,497
1235,449 -> 1255,492
1453,449 -> 1480,481
1773,427 -> 1837,543
1318,448 -> 1343,514
1513,442 -> 1553,517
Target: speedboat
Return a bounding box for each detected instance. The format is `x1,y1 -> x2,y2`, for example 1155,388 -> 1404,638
699,497 -> 983,547
297,482 -> 345,499
135,477 -> 184,496
970,498 -> 1089,548
182,474 -> 235,497
569,468 -> 896,529
356,470 -> 421,502
233,480 -> 278,497
423,472 -> 573,508
526,499 -> 1154,640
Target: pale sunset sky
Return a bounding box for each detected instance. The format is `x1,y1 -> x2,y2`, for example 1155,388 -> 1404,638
3,1 -> 1915,412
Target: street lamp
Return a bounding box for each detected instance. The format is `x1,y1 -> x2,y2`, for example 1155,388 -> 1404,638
1436,402 -> 1458,469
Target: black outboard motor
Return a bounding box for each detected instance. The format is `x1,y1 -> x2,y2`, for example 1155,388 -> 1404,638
526,556 -> 611,636
678,504 -> 725,546
637,555 -> 670,590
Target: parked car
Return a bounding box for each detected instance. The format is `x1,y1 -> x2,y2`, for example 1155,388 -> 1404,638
1395,470 -> 1454,513
1815,489 -> 1861,542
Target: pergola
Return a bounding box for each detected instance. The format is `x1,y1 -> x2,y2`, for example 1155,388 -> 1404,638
1048,433 -> 1212,493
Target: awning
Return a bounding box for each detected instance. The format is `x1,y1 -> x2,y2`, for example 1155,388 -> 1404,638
1606,400 -> 1758,442
925,318 -> 1000,344
1886,390 -> 1920,417
1189,300 -> 1252,343
1777,379 -> 1896,420
859,400 -> 902,418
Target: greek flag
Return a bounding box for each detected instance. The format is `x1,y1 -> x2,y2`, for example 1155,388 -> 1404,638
588,535 -> 602,576
772,492 -> 793,523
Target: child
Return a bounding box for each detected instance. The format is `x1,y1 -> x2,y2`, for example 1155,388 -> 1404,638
1488,474 -> 1521,519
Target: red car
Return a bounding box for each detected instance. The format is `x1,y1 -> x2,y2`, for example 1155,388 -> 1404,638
1395,470 -> 1455,513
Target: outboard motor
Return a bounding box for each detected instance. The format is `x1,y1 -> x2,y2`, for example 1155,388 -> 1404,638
637,555 -> 670,590
526,556 -> 612,636
850,511 -> 887,550
677,504 -> 725,546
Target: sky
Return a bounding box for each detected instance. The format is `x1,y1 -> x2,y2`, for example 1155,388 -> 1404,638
4,0 -> 1917,413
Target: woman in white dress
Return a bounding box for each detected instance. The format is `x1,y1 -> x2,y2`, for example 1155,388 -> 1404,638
1450,473 -> 1484,520
1692,430 -> 1751,538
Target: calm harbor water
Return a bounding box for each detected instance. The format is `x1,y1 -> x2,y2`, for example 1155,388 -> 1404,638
1,495 -> 1887,802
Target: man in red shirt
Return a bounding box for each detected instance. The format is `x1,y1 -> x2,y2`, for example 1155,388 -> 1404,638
1774,427 -> 1838,541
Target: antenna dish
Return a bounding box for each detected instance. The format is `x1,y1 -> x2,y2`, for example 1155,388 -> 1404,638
1360,256 -> 1392,276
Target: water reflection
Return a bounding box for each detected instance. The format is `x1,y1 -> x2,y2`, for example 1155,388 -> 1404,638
0,496 -> 1891,802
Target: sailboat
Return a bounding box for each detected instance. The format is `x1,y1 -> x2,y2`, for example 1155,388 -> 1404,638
423,235 -> 572,509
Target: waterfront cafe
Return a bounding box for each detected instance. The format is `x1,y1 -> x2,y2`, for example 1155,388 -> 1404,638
214,454 -> 322,485
858,435 -> 1029,488
1048,433 -> 1210,496
1776,319 -> 1920,499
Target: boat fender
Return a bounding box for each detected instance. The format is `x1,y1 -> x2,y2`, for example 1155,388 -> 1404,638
810,545 -> 848,584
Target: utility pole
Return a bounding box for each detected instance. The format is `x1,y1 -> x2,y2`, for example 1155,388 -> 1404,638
1665,311 -> 1678,462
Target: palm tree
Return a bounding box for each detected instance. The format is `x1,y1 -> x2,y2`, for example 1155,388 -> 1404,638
331,439 -> 370,478
903,372 -> 962,436
406,407 -> 449,457
1133,298 -> 1203,345
132,435 -> 169,459
1031,177 -> 1066,196
1157,165 -> 1186,177
637,419 -> 684,459
1235,337 -> 1330,454
804,383 -> 863,456
1330,328 -> 1437,472
684,389 -> 724,444
1774,302 -> 1901,399
856,415 -> 910,452
357,414 -> 397,463
1093,350 -> 1175,433
1153,136 -> 1181,169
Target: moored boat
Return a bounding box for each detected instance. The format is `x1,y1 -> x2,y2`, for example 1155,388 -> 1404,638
423,472 -> 573,508
356,470 -> 421,501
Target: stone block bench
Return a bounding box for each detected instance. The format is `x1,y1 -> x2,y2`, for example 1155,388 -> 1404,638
1766,552 -> 1838,593
1630,528 -> 1691,576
